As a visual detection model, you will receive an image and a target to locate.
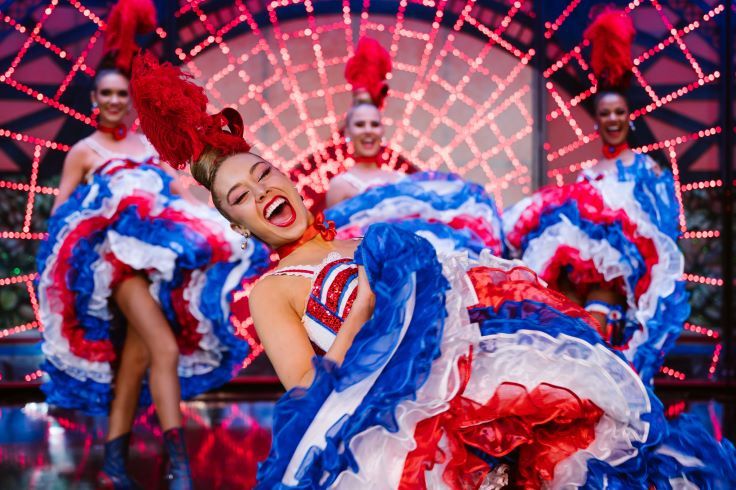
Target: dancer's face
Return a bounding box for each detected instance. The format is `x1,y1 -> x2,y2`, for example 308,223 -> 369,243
91,72 -> 131,127
595,93 -> 629,147
212,153 -> 309,247
346,104 -> 383,158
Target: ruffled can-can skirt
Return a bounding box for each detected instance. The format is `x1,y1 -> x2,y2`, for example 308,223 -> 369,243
36,157 -> 271,414
325,171 -> 505,257
256,224 -> 733,489
503,162 -> 689,383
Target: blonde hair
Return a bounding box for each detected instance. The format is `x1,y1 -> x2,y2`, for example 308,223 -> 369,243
190,146 -> 227,191
190,146 -> 237,222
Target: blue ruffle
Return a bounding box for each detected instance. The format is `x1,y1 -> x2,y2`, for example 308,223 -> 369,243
256,224 -> 449,488
255,223 -> 730,488
325,171 -> 504,256
647,414 -> 736,489
513,165 -> 689,383
615,153 -> 681,242
40,361 -> 115,416
37,161 -> 269,414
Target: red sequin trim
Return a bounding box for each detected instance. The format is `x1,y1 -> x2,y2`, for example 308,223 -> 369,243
305,258 -> 358,334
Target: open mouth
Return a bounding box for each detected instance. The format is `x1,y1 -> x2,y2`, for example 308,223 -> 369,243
263,196 -> 296,227
605,125 -> 622,136
359,136 -> 378,151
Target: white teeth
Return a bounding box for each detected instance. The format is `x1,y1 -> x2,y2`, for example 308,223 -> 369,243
265,197 -> 286,219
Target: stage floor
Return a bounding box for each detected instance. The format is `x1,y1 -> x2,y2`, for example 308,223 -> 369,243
0,396 -> 731,489
0,400 -> 275,490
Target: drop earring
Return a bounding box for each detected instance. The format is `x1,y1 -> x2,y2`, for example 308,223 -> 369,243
629,120 -> 636,131
240,231 -> 251,250
593,123 -> 599,131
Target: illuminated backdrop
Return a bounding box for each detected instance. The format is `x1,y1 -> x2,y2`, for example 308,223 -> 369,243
0,0 -> 732,425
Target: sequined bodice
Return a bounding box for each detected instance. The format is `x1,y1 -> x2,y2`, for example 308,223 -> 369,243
266,252 -> 359,351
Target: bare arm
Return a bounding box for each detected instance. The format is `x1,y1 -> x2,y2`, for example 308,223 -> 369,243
249,268 -> 375,390
52,144 -> 91,214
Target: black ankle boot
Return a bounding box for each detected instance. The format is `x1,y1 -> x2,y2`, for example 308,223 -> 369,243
163,427 -> 193,489
98,433 -> 142,489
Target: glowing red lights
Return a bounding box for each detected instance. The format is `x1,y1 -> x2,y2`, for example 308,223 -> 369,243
683,274 -> 724,287
23,369 -> 44,382
684,322 -> 720,340
660,365 -> 686,381
708,344 -> 722,378
0,1 -> 727,386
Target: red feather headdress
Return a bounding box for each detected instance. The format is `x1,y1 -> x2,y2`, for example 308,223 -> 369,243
104,0 -> 157,74
584,7 -> 635,92
344,37 -> 392,109
130,52 -> 251,170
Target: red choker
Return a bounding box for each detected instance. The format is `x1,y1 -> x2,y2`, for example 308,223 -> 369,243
275,213 -> 337,259
602,142 -> 629,159
353,155 -> 384,166
98,123 -> 128,141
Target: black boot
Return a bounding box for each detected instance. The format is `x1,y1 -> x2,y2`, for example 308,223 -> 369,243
163,427 -> 193,489
98,433 -> 142,489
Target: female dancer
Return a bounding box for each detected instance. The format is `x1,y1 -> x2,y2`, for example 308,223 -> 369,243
324,38 -> 505,256
504,8 -> 688,383
133,53 -> 734,490
325,37 -> 404,207
37,1 -> 268,488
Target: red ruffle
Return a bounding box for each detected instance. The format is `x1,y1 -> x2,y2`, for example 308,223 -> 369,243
507,179 -> 657,301
466,266 -> 600,330
400,350 -> 604,489
51,170 -> 232,362
169,271 -> 202,355
542,245 -> 626,297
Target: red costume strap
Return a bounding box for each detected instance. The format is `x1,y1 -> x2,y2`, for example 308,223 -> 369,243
276,213 -> 337,259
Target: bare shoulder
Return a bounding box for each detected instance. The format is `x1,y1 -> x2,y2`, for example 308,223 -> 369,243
248,274 -> 300,313
65,139 -> 95,166
248,275 -> 279,305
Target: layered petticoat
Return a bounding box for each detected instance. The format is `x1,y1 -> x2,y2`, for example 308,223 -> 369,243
324,171 -> 505,257
37,157 -> 271,414
503,154 -> 689,383
256,224 -> 733,489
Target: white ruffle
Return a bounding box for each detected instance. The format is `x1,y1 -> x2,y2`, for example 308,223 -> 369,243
504,176 -> 684,363
591,177 -> 684,354
284,275 -> 419,487
326,251 -> 651,489
339,195 -> 502,245
39,161 -> 242,384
